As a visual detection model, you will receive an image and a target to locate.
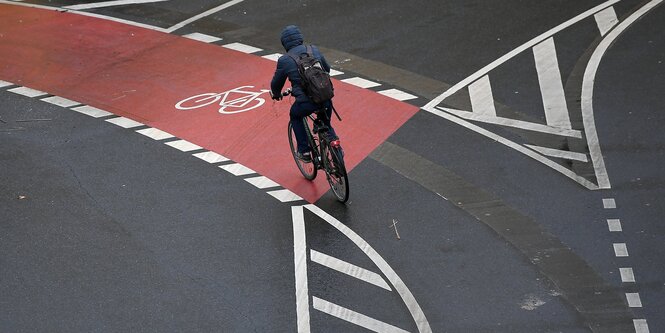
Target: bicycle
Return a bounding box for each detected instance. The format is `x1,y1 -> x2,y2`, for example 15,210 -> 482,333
278,89 -> 349,203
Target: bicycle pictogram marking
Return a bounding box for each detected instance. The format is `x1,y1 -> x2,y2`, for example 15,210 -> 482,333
175,85 -> 270,114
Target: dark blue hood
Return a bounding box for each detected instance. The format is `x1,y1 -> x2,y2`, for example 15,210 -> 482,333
280,25 -> 303,52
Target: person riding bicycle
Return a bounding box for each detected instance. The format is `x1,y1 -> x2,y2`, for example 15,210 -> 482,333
270,25 -> 337,163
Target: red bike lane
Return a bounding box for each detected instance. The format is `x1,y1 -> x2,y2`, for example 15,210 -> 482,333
0,4 -> 419,202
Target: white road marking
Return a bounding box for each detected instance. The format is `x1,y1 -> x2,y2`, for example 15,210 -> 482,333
341,77 -> 381,89
312,297 -> 410,333
136,127 -> 174,140
267,189 -> 303,202
619,267 -> 636,283
626,293 -> 643,307
71,105 -> 113,118
261,53 -> 282,61
106,116 -> 144,128
8,86 -> 47,97
607,218 -> 622,232
329,68 -> 344,77
378,88 -> 418,101
603,198 -> 617,209
0,80 -> 15,87
41,96 -> 81,108
310,249 -> 392,291
222,42 -> 263,54
613,243 -> 629,257
219,163 -> 256,176
533,37 -> 572,129
292,206 -> 311,333
192,151 -> 229,163
63,0 -> 169,11
165,0 -> 244,33
183,32 -> 222,43
633,319 -> 650,333
165,139 -> 202,152
468,75 -> 497,116
594,6 -> 619,36
244,175 -> 279,189
524,144 -> 588,162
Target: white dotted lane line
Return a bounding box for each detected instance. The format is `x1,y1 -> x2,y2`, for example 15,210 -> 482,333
0,80 -> 15,88
182,32 -> 222,43
8,86 -> 48,97
71,105 -> 113,118
341,77 -> 381,89
222,42 -> 263,54
41,96 -> 82,108
106,116 -> 144,129
165,139 -> 202,152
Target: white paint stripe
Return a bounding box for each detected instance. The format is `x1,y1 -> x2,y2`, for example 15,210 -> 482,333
165,139 -> 202,152
303,205 -> 432,332
524,144 -> 588,162
41,96 -> 81,108
594,6 -> 619,36
219,163 -> 256,176
312,297 -> 410,333
626,293 -> 643,307
426,108 -> 599,190
310,249 -> 392,291
165,0 -> 244,33
423,0 -> 622,111
183,32 -> 222,43
468,75 -> 497,116
603,198 -> 616,209
136,127 -> 174,140
192,151 -> 229,163
613,243 -> 629,257
222,42 -> 263,54
291,206 -> 311,333
329,68 -> 344,77
607,218 -> 622,232
64,0 -> 169,10
439,107 -> 582,138
8,86 -> 47,97
583,0 -> 662,190
378,88 -> 418,101
267,189 -> 303,202
105,116 -> 144,128
341,77 -> 381,89
619,267 -> 635,283
0,80 -> 15,88
244,175 -> 279,189
261,53 -> 282,62
71,105 -> 113,118
533,37 -> 572,129
634,319 -> 650,333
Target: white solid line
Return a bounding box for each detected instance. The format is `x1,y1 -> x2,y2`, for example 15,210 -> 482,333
613,243 -> 629,257
607,218 -> 622,232
136,127 -> 174,140
244,176 -> 279,189
183,32 -> 222,43
267,189 -> 303,202
533,37 -> 572,129
192,151 -> 229,163
312,297 -> 410,333
165,139 -> 202,152
71,105 -> 113,118
0,80 -> 15,88
292,206 -> 311,333
468,75 -> 497,116
8,86 -> 47,97
41,96 -> 81,108
619,267 -> 636,283
64,0 -> 169,11
219,163 -> 256,176
438,107 -> 583,138
603,198 -> 617,209
261,53 -> 282,62
594,6 -> 619,36
634,319 -> 650,333
310,249 -> 392,291
378,88 -> 418,101
626,293 -> 643,307
222,42 -> 263,54
329,68 -> 344,77
341,77 -> 381,89
106,116 -> 144,128
165,0 -> 244,33
525,144 -> 588,162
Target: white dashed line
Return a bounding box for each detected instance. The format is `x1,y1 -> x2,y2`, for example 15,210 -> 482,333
183,32 -> 222,43
222,42 -> 263,54
603,198 -> 617,209
262,53 -> 282,61
607,218 -> 622,232
41,96 -> 81,108
619,267 -> 635,283
633,319 -> 650,333
192,151 -> 229,163
267,189 -> 303,202
613,243 -> 629,257
136,127 -> 174,140
312,297 -> 410,333
310,249 -> 392,291
329,68 -> 344,77
219,163 -> 256,176
8,86 -> 48,97
625,293 -> 643,308
0,80 -> 15,87
71,105 -> 113,118
244,176 -> 280,189
341,77 -> 381,89
165,139 -> 203,152
106,116 -> 144,128
378,88 -> 418,101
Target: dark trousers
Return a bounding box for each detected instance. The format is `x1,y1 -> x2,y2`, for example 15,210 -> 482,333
290,100 -> 336,153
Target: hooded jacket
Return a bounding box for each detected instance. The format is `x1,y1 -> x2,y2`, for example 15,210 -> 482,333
270,25 -> 331,103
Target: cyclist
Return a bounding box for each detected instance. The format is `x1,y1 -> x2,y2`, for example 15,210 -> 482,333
270,25 -> 336,163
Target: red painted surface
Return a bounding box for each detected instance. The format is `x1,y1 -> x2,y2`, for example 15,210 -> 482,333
0,5 -> 419,202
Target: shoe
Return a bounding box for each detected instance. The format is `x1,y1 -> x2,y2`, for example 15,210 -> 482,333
296,151 -> 312,163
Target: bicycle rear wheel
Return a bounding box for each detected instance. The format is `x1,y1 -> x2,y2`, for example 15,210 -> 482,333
288,121 -> 317,180
323,145 -> 349,203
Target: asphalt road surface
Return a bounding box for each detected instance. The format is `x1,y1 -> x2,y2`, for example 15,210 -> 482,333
1,1 -> 663,332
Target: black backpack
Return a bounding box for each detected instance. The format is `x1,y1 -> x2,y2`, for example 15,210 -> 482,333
288,45 -> 334,104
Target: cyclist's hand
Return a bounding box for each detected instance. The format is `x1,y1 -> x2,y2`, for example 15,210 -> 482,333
270,91 -> 282,101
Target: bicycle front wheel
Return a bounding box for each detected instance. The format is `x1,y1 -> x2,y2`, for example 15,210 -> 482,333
323,145 -> 349,203
288,121 -> 317,180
